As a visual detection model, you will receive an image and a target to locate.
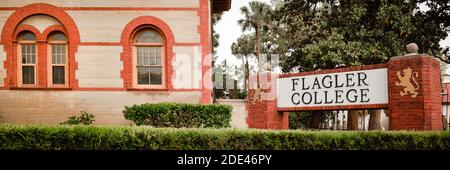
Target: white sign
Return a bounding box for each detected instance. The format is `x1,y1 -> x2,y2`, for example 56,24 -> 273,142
277,68 -> 388,108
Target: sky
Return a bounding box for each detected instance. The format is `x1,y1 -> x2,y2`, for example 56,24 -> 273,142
214,0 -> 450,72
215,0 -> 272,66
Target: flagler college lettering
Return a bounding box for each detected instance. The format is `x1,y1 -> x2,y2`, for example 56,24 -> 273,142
277,68 -> 389,108
290,73 -> 370,105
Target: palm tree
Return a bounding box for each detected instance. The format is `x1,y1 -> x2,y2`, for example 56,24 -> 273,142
231,34 -> 255,90
238,1 -> 271,88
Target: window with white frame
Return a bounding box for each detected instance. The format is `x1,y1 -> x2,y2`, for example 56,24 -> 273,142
47,32 -> 68,86
133,28 -> 164,88
17,31 -> 37,86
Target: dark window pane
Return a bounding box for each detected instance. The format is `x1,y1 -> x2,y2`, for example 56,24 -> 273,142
26,45 -> 30,64
144,47 -> 149,65
54,45 -> 58,64
156,47 -> 161,65
62,45 -> 66,64
19,32 -> 36,41
135,29 -> 163,43
137,66 -> 150,85
22,66 -> 34,84
52,45 -> 66,64
137,47 -> 141,65
49,32 -> 67,41
52,45 -> 56,64
150,47 -> 156,65
21,44 -> 36,64
31,45 -> 35,64
52,66 -> 65,84
150,66 -> 162,85
21,45 -> 26,63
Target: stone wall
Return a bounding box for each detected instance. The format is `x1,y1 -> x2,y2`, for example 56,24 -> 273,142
216,99 -> 248,129
0,90 -> 201,125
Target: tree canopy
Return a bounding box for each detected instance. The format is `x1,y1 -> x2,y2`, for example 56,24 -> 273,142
232,0 -> 450,73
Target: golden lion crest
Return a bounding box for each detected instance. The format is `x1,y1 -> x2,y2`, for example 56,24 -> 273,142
395,67 -> 420,98
252,88 -> 263,104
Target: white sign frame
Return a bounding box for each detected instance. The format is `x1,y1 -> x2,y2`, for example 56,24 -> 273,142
277,68 -> 389,108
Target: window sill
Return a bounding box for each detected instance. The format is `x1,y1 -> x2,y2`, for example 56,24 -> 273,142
126,88 -> 169,92
10,87 -> 72,91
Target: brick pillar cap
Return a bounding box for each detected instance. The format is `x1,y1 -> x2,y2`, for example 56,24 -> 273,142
389,54 -> 438,61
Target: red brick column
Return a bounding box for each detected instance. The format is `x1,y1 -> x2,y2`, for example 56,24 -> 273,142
246,72 -> 288,129
388,54 -> 442,130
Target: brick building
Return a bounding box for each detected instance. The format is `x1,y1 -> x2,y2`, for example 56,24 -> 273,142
0,0 -> 231,125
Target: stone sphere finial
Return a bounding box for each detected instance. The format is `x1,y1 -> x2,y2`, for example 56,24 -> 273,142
406,43 -> 418,54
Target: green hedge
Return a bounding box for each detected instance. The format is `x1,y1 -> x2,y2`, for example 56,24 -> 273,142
1,124 -> 450,150
123,103 -> 232,128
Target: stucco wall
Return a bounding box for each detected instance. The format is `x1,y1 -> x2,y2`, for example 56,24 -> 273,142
0,90 -> 202,125
19,14 -> 62,33
67,11 -> 200,43
216,99 -> 248,129
0,11 -> 14,35
76,46 -> 123,88
172,46 -> 202,89
0,0 -> 199,8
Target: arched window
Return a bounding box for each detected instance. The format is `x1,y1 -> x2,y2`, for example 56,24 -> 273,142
17,31 -> 37,86
133,28 -> 164,88
47,32 -> 68,86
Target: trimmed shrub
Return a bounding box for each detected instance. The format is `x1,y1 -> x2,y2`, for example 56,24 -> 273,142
60,111 -> 95,125
0,125 -> 449,150
123,103 -> 232,128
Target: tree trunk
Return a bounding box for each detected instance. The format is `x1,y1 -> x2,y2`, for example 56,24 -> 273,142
347,110 -> 359,130
255,27 -> 261,88
243,55 -> 249,90
368,109 -> 382,130
309,111 -> 323,129
212,60 -> 217,103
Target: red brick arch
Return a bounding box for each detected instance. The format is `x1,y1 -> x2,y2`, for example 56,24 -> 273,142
42,25 -> 68,40
120,16 -> 175,90
13,25 -> 43,42
1,3 -> 80,88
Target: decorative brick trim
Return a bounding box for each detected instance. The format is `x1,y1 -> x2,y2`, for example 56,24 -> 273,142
280,63 -> 388,78
120,16 -> 175,90
174,42 -> 202,46
0,7 -> 199,11
198,0 -> 212,104
8,25 -> 42,87
126,88 -> 169,91
172,89 -> 202,92
9,87 -> 72,91
1,3 -> 80,89
79,42 -> 122,46
77,42 -> 201,46
0,8 -> 17,10
277,104 -> 388,111
13,24 -> 43,41
42,25 -> 68,40
77,87 -> 125,91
